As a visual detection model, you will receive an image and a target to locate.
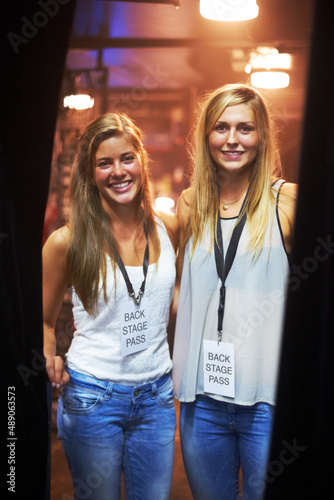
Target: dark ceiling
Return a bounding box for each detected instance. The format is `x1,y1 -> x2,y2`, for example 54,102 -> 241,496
65,0 -> 314,110
60,0 -> 315,182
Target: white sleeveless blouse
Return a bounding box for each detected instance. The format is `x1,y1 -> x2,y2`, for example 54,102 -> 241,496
66,218 -> 176,385
173,180 -> 289,406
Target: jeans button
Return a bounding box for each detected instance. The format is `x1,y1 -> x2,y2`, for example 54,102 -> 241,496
134,390 -> 139,397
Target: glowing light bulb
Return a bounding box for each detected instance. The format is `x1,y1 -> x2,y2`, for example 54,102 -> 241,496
63,94 -> 94,110
200,0 -> 259,22
154,197 -> 175,212
251,71 -> 290,89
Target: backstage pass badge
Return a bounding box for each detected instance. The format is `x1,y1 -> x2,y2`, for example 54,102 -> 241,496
120,298 -> 149,356
203,340 -> 235,398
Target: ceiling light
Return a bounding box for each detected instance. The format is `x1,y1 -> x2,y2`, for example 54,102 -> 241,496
250,48 -> 292,70
200,0 -> 259,22
247,47 -> 292,89
245,63 -> 252,74
63,94 -> 94,110
251,71 -> 290,89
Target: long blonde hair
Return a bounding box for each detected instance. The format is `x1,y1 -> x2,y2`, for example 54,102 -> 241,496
67,112 -> 160,315
188,83 -> 282,256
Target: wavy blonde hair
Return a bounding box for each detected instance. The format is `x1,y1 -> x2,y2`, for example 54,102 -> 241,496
187,83 -> 282,256
67,112 -> 160,315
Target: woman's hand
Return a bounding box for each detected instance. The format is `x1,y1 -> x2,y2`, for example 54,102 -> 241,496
45,355 -> 70,387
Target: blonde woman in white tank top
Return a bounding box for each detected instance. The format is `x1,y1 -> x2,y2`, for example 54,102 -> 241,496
173,84 -> 297,500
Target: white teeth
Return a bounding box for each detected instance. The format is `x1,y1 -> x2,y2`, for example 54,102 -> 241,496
112,181 -> 130,188
224,151 -> 243,155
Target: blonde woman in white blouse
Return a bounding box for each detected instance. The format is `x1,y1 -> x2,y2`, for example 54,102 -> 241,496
173,84 -> 297,500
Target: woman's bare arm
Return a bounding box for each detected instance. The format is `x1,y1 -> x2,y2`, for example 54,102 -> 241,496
43,226 -> 71,387
278,182 -> 298,254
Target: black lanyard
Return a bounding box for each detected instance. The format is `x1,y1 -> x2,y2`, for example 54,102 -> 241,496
214,195 -> 248,341
116,221 -> 149,306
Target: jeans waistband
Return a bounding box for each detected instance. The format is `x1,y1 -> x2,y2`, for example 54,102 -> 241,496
65,367 -> 171,399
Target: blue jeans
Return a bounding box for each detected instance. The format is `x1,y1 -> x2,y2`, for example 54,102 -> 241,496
57,368 -> 176,500
179,396 -> 274,500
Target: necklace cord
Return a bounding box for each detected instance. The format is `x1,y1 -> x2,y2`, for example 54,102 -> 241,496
215,184 -> 251,335
115,221 -> 149,306
221,191 -> 247,211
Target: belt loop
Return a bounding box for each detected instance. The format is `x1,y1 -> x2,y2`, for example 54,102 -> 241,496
104,382 -> 114,401
151,381 -> 158,398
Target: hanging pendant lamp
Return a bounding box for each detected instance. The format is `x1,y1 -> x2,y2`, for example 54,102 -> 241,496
200,0 -> 259,22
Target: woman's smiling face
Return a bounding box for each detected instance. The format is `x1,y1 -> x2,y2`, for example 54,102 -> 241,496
208,103 -> 259,178
94,135 -> 142,213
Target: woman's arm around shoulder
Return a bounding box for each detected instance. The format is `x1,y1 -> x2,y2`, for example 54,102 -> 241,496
278,182 -> 298,254
43,225 -> 71,387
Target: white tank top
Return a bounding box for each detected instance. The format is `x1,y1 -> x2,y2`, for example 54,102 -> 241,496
173,180 -> 289,406
66,218 -> 176,384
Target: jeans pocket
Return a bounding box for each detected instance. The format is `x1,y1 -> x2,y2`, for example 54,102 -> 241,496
256,402 -> 275,419
157,379 -> 175,409
62,384 -> 102,415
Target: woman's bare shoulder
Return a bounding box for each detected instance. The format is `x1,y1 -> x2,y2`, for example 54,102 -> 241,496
280,182 -> 298,202
177,187 -> 194,222
179,187 -> 194,206
43,225 -> 70,254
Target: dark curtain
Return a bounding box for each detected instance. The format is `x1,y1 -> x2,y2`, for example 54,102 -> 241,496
264,0 -> 334,498
0,1 -> 76,499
